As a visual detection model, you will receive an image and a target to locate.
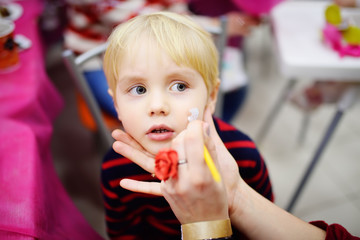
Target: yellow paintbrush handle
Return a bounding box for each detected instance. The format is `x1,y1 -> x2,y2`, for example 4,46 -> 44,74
203,146 -> 221,182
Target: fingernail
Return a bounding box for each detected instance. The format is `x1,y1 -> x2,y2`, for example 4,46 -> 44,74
111,130 -> 117,139
112,141 -> 121,150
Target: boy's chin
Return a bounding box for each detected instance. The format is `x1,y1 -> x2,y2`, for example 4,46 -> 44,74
144,143 -> 172,156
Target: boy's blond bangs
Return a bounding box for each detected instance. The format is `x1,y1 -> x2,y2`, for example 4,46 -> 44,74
104,12 -> 219,98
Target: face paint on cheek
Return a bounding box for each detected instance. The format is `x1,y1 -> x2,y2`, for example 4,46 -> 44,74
187,107 -> 199,122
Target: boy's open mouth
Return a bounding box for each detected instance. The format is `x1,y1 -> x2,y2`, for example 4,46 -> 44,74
152,128 -> 170,133
147,125 -> 174,141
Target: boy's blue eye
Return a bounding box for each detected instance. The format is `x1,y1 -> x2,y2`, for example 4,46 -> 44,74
130,86 -> 147,95
171,83 -> 187,92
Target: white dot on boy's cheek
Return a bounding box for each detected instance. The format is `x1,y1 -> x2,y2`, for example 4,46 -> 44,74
188,107 -> 199,122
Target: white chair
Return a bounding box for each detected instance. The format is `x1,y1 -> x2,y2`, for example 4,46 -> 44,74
62,43 -> 113,151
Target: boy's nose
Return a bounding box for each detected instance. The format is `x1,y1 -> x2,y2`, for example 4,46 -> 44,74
148,92 -> 169,116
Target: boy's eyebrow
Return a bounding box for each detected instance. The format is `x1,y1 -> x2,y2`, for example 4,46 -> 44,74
166,68 -> 198,80
118,73 -> 145,86
120,68 -> 198,82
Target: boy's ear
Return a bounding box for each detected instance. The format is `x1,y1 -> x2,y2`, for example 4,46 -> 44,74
108,89 -> 114,98
207,78 -> 220,114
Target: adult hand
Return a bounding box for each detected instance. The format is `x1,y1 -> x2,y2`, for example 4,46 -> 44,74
160,119 -> 229,224
112,129 -> 161,195
114,114 -> 229,224
202,107 -> 243,221
114,107 -> 243,223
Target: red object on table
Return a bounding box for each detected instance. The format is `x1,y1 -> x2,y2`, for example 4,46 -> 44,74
0,1 -> 102,239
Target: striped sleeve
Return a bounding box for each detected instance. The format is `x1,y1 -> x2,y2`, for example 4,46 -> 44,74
214,117 -> 274,202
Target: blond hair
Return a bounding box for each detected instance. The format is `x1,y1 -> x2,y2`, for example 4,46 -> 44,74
103,12 -> 219,99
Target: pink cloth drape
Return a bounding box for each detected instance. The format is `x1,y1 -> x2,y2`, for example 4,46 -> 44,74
0,0 -> 103,239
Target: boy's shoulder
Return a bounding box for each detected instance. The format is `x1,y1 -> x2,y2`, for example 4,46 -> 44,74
102,148 -> 134,174
102,147 -> 150,182
103,147 -> 126,163
213,117 -> 253,142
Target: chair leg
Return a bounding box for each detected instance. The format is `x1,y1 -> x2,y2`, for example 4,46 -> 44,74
286,85 -> 360,213
297,112 -> 311,146
286,109 -> 343,213
214,16 -> 228,119
256,78 -> 297,145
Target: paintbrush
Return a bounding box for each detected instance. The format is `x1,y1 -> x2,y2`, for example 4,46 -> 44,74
188,108 -> 221,182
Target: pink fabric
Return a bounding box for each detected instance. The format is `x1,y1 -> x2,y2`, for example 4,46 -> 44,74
0,0 -> 102,239
323,23 -> 360,57
232,0 -> 283,16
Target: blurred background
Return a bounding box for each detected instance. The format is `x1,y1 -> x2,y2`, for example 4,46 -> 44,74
2,0 -> 359,238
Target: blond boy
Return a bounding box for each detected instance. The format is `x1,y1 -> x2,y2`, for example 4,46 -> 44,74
101,12 -> 272,239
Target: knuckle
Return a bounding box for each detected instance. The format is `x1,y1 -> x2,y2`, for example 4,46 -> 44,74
191,177 -> 207,190
184,132 -> 199,146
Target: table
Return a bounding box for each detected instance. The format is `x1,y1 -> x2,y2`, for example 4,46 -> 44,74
272,1 -> 360,80
0,1 -> 103,239
255,1 -> 360,212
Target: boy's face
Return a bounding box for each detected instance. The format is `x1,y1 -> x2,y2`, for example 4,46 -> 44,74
112,42 -> 215,155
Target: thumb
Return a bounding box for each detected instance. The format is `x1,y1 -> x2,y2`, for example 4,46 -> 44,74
204,106 -> 222,144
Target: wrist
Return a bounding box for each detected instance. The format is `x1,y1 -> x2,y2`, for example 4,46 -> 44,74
228,180 -> 263,237
228,180 -> 249,230
181,219 -> 232,240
